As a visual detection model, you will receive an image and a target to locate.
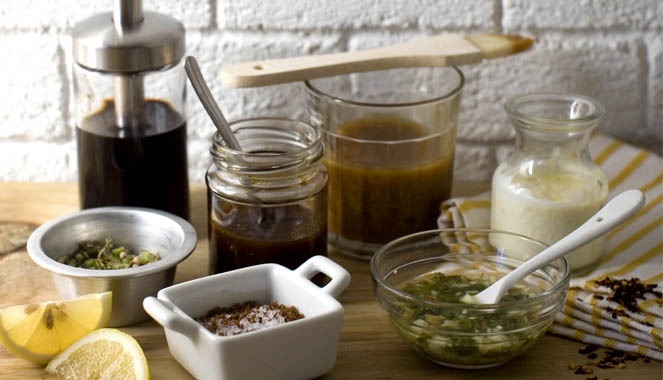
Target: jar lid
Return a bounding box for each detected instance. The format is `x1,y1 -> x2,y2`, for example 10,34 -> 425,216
72,11 -> 185,73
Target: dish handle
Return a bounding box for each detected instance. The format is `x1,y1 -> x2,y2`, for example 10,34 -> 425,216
143,296 -> 202,340
294,255 -> 351,299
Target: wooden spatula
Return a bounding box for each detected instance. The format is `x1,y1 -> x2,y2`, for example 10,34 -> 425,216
219,34 -> 533,88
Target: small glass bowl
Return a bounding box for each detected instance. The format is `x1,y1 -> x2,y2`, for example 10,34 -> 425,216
370,229 -> 570,369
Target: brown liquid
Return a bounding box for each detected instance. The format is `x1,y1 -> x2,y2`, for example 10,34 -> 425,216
208,192 -> 327,273
325,115 -> 454,245
77,99 -> 189,220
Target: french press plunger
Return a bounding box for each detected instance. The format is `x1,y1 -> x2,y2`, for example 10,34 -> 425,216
72,0 -> 190,219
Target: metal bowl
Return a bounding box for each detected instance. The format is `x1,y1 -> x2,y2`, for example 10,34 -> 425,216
27,207 -> 197,326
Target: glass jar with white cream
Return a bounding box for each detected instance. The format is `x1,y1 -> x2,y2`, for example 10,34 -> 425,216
490,93 -> 608,275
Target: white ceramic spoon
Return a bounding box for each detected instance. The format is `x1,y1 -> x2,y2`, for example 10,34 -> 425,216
466,189 -> 645,305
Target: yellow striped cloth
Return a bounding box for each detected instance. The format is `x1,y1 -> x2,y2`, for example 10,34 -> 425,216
438,134 -> 663,360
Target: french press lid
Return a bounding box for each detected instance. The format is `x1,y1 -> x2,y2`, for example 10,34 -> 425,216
72,0 -> 185,74
72,0 -> 185,128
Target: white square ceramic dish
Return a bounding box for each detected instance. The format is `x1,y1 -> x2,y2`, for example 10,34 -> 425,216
143,255 -> 351,380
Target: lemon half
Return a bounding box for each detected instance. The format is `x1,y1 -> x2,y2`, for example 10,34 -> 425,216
46,328 -> 150,380
0,291 -> 112,364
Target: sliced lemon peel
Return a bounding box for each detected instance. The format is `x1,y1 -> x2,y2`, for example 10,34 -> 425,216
46,328 -> 150,380
0,292 -> 112,364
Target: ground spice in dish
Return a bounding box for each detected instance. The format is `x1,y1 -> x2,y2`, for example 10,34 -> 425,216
196,300 -> 304,336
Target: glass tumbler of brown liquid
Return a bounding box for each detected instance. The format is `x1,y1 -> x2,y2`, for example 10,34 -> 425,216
206,118 -> 328,274
306,67 -> 463,259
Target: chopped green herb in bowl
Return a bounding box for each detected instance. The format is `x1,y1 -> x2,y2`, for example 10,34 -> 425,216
58,238 -> 160,269
370,229 -> 570,369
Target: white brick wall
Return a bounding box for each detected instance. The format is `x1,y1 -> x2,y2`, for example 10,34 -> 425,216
0,0 -> 661,184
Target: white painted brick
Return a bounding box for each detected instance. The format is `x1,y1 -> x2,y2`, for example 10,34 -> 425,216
453,143 -> 496,183
419,0 -> 496,30
187,139 -> 212,183
456,65 -> 498,141
504,0 -> 663,30
0,1 -> 101,31
0,142 -> 75,182
219,0 -> 495,30
457,34 -> 646,144
495,143 -> 516,164
144,0 -> 212,29
0,1 -> 660,184
0,34 -> 67,140
645,34 -> 662,153
0,0 -> 209,31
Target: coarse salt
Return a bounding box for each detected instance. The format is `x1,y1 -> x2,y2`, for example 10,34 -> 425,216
197,301 -> 304,337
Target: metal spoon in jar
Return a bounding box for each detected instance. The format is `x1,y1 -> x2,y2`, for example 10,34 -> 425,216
464,189 -> 645,305
184,56 -> 242,151
184,56 -> 276,228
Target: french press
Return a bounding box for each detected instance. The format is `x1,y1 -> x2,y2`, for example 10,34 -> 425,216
72,0 -> 189,219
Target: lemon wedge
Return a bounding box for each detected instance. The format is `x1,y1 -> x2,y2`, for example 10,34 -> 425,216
46,328 -> 150,380
0,291 -> 112,364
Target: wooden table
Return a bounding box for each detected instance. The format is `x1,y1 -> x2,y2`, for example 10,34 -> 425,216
0,182 -> 660,380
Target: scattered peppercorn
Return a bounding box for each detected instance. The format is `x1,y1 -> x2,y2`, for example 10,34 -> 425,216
575,276 -> 661,379
594,349 -> 642,370
569,344 -> 662,380
574,365 -> 594,375
594,277 -> 662,313
623,353 -> 639,361
605,306 -> 630,320
579,345 -> 600,355
597,361 -> 614,369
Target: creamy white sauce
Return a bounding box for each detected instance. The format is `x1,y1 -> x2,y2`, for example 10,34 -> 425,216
490,160 -> 608,273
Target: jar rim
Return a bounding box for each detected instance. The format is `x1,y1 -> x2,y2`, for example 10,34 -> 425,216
304,67 -> 464,108
210,117 -> 323,170
505,93 -> 605,131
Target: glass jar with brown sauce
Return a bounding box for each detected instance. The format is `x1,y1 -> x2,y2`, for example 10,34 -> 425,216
306,67 -> 464,259
206,118 -> 328,274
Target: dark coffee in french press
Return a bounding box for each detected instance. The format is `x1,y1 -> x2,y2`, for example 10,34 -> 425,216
72,0 -> 189,219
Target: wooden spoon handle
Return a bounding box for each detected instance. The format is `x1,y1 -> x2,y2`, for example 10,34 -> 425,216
219,34 -> 483,88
